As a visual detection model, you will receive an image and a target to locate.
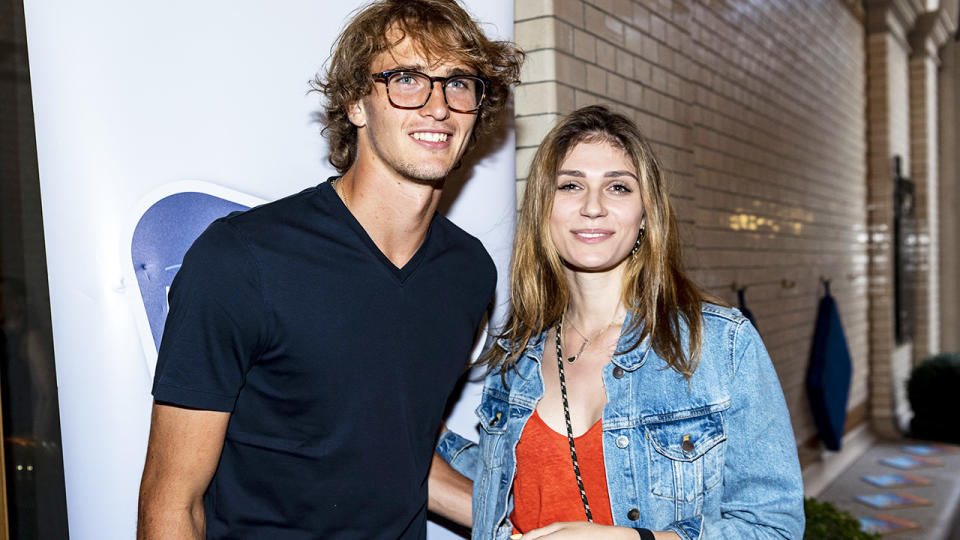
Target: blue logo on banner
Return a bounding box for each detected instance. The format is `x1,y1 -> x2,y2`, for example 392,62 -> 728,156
131,192 -> 249,351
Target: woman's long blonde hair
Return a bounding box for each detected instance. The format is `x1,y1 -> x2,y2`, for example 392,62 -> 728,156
485,105 -> 712,378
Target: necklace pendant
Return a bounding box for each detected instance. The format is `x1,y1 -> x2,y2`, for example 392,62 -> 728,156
566,355 -> 577,363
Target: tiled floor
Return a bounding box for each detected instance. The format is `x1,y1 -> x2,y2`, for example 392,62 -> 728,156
816,440 -> 960,539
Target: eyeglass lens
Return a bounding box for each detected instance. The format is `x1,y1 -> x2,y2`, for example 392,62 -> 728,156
386,72 -> 483,111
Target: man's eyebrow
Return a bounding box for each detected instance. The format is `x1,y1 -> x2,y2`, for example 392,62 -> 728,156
380,65 -> 475,77
384,64 -> 425,73
445,67 -> 475,76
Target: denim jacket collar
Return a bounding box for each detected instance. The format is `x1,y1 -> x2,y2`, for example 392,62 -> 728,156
610,310 -> 653,371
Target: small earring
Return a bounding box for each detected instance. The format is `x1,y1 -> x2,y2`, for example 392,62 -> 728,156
631,227 -> 645,255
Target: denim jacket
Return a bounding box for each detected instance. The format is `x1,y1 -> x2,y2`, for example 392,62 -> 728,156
437,304 -> 805,540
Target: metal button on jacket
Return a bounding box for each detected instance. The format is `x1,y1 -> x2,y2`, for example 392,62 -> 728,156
615,435 -> 630,448
682,439 -> 694,453
613,366 -> 625,379
627,508 -> 640,521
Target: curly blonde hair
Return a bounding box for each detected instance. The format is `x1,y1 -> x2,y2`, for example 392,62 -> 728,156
313,0 -> 524,173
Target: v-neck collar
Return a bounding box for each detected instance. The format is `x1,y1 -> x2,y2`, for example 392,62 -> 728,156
322,178 -> 434,284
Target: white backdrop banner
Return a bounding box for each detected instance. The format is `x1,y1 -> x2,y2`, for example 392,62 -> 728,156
23,2 -> 514,538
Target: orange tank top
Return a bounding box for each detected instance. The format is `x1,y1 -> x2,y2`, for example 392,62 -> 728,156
510,410 -> 614,533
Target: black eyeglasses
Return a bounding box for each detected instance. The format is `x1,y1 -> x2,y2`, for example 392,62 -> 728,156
371,70 -> 489,113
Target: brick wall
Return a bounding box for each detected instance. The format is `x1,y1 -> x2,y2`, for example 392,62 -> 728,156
863,0 -> 956,434
513,0 -> 869,450
909,42 -> 941,363
865,24 -> 912,436
939,40 -> 960,352
690,1 -> 869,450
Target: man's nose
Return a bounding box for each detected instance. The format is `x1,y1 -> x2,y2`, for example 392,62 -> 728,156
420,81 -> 451,120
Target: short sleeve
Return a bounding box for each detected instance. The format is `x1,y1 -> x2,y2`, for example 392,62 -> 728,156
152,219 -> 269,412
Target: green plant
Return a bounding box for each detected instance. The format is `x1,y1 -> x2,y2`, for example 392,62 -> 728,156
908,352 -> 960,443
804,497 -> 879,540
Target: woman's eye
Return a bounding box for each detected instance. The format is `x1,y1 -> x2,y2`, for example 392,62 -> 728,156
610,183 -> 632,193
557,182 -> 579,191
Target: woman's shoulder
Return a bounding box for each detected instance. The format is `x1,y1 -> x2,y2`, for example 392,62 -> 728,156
483,330 -> 548,386
696,302 -> 766,369
492,327 -> 549,357
698,302 -> 756,338
699,302 -> 747,324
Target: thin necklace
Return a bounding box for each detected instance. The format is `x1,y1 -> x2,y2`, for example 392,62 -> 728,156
564,333 -> 589,364
562,310 -> 619,363
334,177 -> 349,210
555,314 -> 593,522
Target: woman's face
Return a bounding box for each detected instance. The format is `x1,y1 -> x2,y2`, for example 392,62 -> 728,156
549,140 -> 645,274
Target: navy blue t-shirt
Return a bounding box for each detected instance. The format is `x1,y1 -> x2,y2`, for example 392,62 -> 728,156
152,179 -> 495,539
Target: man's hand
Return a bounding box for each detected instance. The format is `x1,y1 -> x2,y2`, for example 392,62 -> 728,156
516,522 -> 681,540
427,452 -> 473,527
137,402 -> 230,540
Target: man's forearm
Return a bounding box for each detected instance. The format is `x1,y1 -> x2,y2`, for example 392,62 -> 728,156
137,403 -> 228,539
427,452 -> 473,527
137,499 -> 205,540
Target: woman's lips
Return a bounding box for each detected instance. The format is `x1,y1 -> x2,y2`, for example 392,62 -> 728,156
572,229 -> 613,243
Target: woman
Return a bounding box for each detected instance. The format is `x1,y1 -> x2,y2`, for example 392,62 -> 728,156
436,106 -> 804,539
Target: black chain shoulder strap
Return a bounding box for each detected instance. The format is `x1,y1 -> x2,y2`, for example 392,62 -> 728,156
555,316 -> 593,522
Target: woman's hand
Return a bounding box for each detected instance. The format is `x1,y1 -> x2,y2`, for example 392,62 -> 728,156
513,522 -> 681,540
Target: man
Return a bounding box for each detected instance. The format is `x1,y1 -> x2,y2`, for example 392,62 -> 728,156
137,1 -> 523,538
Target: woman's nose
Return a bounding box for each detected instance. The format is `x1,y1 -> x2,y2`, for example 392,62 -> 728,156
580,188 -> 605,217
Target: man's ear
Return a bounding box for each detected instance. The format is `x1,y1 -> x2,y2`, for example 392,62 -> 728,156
347,99 -> 366,128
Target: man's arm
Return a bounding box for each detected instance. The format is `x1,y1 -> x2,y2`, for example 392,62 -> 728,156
427,452 -> 473,528
137,402 -> 230,540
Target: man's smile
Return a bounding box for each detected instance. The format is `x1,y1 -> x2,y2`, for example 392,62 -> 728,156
411,131 -> 450,143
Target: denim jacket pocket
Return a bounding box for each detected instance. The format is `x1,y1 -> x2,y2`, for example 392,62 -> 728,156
476,393 -> 512,468
644,403 -> 728,503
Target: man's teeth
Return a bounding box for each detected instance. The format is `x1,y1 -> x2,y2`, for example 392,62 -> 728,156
413,132 -> 448,143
